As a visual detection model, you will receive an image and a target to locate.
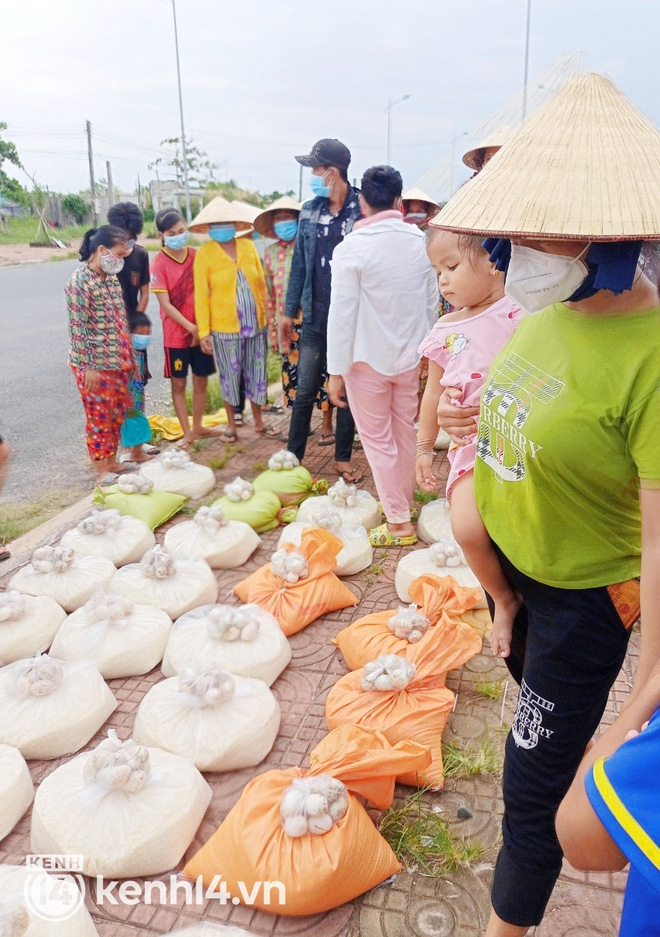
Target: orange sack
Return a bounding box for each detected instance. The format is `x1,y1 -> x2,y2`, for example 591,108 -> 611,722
326,615 -> 475,789
183,725 -> 430,916
334,574 -> 482,673
234,528 -> 358,636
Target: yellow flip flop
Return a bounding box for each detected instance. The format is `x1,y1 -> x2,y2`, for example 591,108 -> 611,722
369,523 -> 418,547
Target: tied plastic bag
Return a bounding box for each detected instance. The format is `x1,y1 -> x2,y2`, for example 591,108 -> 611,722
9,546 -> 115,614
0,655 -> 117,759
326,624 -> 465,789
395,539 -> 487,607
278,510 -> 373,577
297,478 -> 381,531
417,497 -> 453,544
30,729 -> 212,878
183,725 -> 430,915
0,865 -> 99,937
213,478 -> 281,534
0,745 -> 34,841
161,604 -> 291,686
110,545 -> 218,619
252,449 -> 326,507
93,477 -> 188,531
0,591 -> 66,666
164,505 -> 261,568
234,529 -> 358,636
139,449 -> 216,500
280,774 -> 349,838
61,508 -> 155,567
133,665 -> 281,771
334,574 -> 483,673
50,591 -> 172,679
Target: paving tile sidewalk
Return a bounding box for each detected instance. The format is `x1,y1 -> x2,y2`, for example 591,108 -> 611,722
0,404 -> 635,937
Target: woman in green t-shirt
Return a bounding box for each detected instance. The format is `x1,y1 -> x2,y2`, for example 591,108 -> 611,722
433,73 -> 660,937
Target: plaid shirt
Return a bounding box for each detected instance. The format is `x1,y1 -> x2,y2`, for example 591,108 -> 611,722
66,264 -> 132,371
264,239 -> 295,352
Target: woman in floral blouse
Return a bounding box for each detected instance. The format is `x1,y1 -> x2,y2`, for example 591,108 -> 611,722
65,225 -> 133,484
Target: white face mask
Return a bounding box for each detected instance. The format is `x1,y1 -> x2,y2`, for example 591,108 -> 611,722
505,242 -> 591,313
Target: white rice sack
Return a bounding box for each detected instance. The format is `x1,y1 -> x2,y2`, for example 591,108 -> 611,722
50,592 -> 172,679
30,730 -> 212,878
0,655 -> 117,759
297,479 -> 381,531
388,603 -> 431,642
164,505 -> 261,568
395,539 -> 487,607
110,545 -> 218,619
360,654 -> 417,692
9,547 -> 116,614
0,592 -> 66,666
61,508 -> 155,567
278,518 -> 373,577
0,865 -> 98,937
161,604 -> 291,686
139,449 -> 215,500
133,666 -> 280,772
417,498 -> 453,544
0,745 -> 34,840
280,774 -> 349,838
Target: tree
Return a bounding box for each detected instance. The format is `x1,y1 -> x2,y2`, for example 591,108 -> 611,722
150,137 -> 218,187
262,189 -> 295,205
62,194 -> 89,224
0,123 -> 30,208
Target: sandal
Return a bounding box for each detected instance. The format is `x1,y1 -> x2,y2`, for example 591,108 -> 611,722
369,523 -> 418,547
256,426 -> 284,440
0,546 -> 10,563
220,429 -> 238,443
318,433 -> 335,447
97,472 -> 120,487
353,434 -> 363,451
143,444 -> 161,456
264,404 -> 284,414
335,466 -> 364,485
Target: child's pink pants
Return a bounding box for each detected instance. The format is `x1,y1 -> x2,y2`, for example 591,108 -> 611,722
343,362 -> 417,524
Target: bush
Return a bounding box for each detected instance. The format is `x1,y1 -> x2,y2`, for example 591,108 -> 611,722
61,194 -> 89,225
143,207 -> 155,222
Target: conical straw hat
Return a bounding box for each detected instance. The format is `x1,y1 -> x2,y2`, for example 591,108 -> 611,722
188,196 -> 254,233
401,188 -> 440,211
462,126 -> 516,170
254,196 -> 303,239
432,73 -> 660,240
230,200 -> 262,223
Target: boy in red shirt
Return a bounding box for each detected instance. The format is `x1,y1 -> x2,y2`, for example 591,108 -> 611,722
150,208 -> 221,448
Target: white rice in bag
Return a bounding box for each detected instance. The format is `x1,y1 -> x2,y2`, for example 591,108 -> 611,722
139,449 -> 215,500
395,540 -> 487,607
109,545 -> 218,619
0,864 -> 99,936
296,479 -> 381,531
61,508 -> 155,567
9,546 -> 115,614
164,505 -> 261,568
0,745 -> 34,841
0,591 -> 66,666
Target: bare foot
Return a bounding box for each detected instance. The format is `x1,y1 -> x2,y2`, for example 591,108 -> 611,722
334,462 -> 363,484
388,522 -> 415,537
490,591 -> 523,659
198,426 -> 225,438
178,434 -> 198,450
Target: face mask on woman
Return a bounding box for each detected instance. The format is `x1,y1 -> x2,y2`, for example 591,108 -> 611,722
209,224 -> 236,243
504,242 -> 591,313
100,251 -> 125,275
404,212 -> 428,224
273,220 -> 298,242
164,232 -> 188,250
132,334 -> 151,351
310,171 -> 332,198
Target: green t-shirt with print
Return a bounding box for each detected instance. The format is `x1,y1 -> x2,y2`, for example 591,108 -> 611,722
474,303 -> 660,588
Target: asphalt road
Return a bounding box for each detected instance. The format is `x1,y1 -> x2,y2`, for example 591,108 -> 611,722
0,260 -> 171,503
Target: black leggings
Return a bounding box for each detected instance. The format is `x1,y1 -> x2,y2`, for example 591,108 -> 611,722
488,546 -> 634,927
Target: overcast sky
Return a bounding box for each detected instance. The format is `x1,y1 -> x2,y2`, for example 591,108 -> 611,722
4,0 -> 660,201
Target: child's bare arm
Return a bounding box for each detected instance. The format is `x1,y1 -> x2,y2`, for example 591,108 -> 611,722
416,360 -> 443,492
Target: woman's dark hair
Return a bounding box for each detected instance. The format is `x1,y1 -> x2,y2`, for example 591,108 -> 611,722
155,207 -> 184,233
128,311 -> 152,332
79,225 -> 127,262
360,165 -> 403,210
107,201 -> 144,237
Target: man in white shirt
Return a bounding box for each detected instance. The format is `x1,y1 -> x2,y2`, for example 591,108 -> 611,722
327,165 -> 439,546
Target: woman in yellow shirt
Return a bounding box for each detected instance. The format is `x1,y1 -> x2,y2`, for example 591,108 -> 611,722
190,198 -> 282,442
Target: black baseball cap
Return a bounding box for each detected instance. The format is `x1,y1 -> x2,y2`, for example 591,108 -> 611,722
295,138 -> 351,171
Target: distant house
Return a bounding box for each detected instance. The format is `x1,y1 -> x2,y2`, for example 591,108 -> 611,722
0,196 -> 25,219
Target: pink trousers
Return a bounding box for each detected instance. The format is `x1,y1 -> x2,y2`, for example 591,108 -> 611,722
343,362 -> 417,524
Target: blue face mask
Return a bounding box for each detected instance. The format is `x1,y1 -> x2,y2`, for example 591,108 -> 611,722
273,220 -> 298,242
164,232 -> 188,250
209,224 -> 236,243
132,334 -> 151,351
310,172 -> 332,198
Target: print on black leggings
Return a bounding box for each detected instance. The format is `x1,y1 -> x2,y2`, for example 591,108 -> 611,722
512,679 -> 555,749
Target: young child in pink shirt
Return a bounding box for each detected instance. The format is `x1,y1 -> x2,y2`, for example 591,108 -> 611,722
416,230 -> 524,657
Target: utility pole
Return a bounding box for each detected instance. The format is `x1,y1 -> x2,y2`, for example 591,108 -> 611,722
137,175 -> 142,209
298,163 -> 303,202
86,120 -> 97,227
522,0 -> 532,124
106,160 -> 115,208
170,0 -> 192,222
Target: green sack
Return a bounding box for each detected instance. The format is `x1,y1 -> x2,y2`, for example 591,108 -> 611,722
253,466 -> 326,507
212,489 -> 282,534
93,485 -> 188,531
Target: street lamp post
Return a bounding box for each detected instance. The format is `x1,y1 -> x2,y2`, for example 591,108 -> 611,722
384,94 -> 411,164
169,0 -> 192,222
449,132 -> 468,197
